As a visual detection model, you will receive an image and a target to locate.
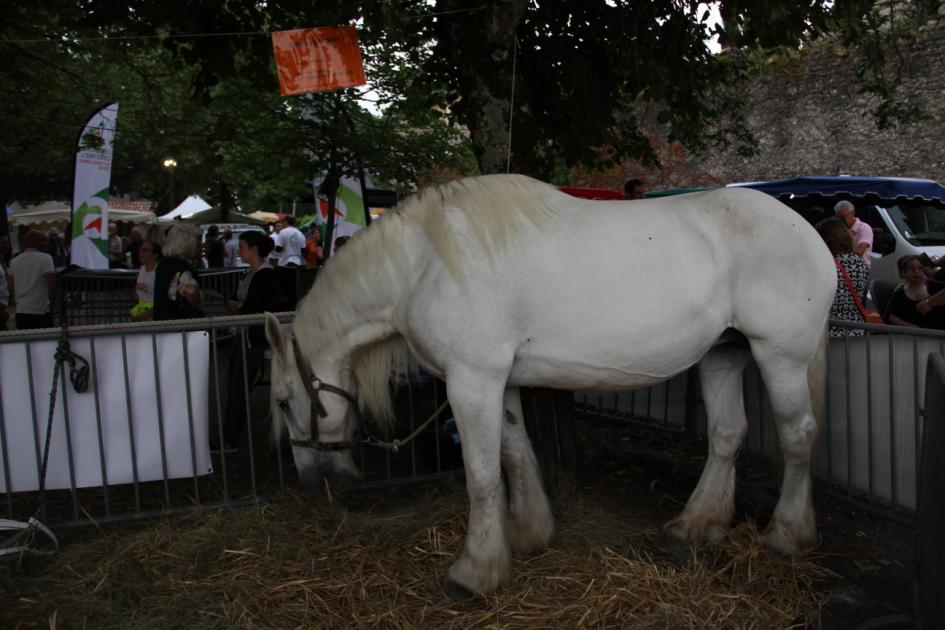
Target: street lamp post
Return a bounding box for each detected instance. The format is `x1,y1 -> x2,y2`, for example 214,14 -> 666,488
163,158 -> 177,210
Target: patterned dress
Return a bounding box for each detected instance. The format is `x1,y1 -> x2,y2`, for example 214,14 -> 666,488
830,254 -> 869,337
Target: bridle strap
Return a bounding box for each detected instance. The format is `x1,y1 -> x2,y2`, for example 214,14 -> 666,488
291,339 -> 327,418
287,338 -> 451,454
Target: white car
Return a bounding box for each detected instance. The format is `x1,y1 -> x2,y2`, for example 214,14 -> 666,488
728,176 -> 945,286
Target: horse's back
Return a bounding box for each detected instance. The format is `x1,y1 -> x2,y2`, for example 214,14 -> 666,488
517,186 -> 833,322
399,182 -> 835,389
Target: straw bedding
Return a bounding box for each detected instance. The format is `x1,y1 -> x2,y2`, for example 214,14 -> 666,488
2,478 -> 831,629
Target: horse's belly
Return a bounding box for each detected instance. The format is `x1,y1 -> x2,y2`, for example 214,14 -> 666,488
508,363 -> 676,392
506,345 -> 704,392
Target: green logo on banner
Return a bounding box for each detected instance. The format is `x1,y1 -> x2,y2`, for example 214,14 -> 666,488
72,188 -> 110,256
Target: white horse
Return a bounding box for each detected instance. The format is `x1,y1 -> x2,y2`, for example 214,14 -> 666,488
263,174 -> 835,597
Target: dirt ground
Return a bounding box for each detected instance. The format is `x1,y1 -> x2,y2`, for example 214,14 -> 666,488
1,416 -> 916,629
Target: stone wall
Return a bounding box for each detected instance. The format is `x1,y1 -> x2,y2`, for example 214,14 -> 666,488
657,6 -> 945,187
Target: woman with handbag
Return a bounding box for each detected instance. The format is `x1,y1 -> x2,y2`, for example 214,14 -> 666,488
816,217 -> 871,337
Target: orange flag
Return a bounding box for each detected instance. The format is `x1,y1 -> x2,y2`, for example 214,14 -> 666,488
271,26 -> 366,96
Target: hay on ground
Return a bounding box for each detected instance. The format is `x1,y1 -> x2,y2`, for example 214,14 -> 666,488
1,482 -> 832,629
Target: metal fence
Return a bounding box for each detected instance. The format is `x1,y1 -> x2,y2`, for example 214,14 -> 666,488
3,313 -> 937,530
577,320 -> 945,518
915,352 -> 945,628
58,268 -> 247,325
0,315 -> 459,529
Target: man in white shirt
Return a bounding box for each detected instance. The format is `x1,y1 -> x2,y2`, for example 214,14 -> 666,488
268,222 -> 282,266
9,230 -> 57,329
274,216 -> 305,266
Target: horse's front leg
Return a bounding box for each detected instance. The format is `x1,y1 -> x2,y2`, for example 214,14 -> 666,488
443,369 -> 510,598
502,387 -> 554,554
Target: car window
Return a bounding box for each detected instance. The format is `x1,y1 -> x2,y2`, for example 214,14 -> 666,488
884,204 -> 945,245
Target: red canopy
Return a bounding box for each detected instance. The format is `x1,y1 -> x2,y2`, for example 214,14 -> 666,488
559,186 -> 623,200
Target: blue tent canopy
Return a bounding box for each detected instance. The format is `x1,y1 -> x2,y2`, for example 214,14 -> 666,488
730,176 -> 945,203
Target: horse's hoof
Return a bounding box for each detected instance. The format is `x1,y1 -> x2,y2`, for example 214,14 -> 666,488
761,530 -> 798,557
655,531 -> 695,566
761,518 -> 816,557
442,578 -> 476,601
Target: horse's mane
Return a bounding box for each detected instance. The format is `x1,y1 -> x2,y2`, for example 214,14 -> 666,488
400,173 -> 560,282
292,174 -> 560,423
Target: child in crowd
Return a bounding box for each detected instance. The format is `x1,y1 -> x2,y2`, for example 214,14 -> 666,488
885,255 -> 928,327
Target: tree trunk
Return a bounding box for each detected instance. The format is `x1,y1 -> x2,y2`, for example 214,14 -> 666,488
321,169 -> 340,258
435,0 -> 529,174
218,183 -> 234,223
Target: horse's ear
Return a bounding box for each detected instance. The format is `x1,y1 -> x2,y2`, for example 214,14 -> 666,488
264,312 -> 287,358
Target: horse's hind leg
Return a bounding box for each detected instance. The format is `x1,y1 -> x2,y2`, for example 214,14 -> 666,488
443,369 -> 511,596
751,342 -> 819,555
502,387 -> 554,554
663,343 -> 751,546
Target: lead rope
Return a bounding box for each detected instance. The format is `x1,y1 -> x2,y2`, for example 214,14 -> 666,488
365,399 -> 451,453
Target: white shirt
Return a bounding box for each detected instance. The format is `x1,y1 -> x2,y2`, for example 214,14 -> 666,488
9,249 -> 55,314
135,267 -> 156,302
277,226 -> 305,266
848,217 -> 874,268
223,239 -> 239,267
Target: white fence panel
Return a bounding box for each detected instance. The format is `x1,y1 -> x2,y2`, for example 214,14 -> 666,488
0,331 -> 211,492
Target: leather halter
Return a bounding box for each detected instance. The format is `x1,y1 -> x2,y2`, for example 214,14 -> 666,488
285,338 -> 451,454
289,337 -> 363,451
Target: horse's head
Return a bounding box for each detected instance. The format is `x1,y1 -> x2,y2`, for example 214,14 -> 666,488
264,313 -> 362,501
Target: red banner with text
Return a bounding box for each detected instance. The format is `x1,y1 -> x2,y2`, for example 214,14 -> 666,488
271,26 -> 366,96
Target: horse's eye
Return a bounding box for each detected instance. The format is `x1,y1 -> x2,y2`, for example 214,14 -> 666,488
278,399 -> 290,412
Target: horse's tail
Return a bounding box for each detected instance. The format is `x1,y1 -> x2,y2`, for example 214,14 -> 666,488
807,326 -> 829,444
352,336 -> 416,425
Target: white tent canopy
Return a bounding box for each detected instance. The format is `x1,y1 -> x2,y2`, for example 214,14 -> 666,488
247,210 -> 280,223
158,195 -> 212,222
15,200 -> 68,215
11,201 -> 156,228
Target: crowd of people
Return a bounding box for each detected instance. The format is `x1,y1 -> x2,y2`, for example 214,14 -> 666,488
266,216 -> 325,268
0,220 -> 296,455
818,200 -> 945,335
0,215 -> 330,329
